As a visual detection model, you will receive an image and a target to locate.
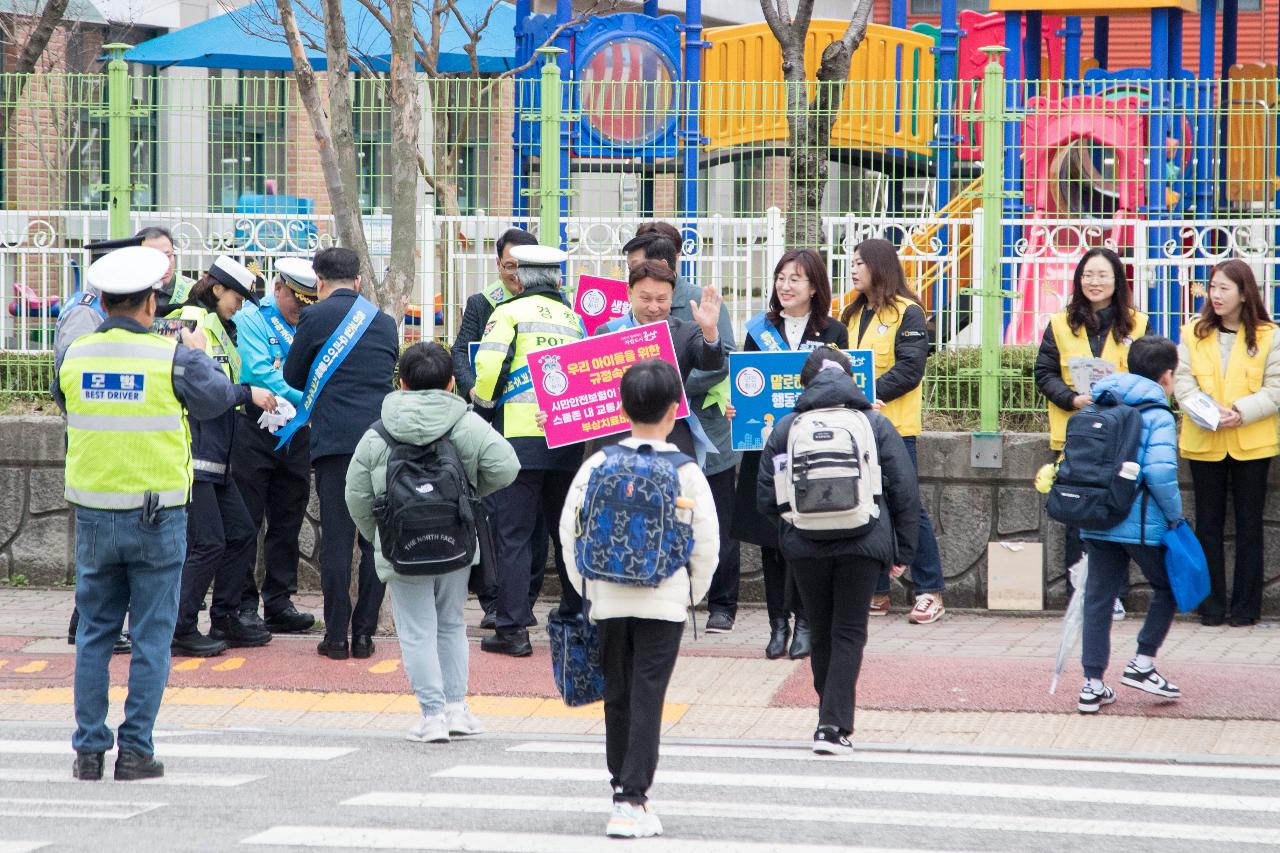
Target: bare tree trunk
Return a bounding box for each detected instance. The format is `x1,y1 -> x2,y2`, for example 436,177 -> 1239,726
385,0 -> 420,318
0,0 -> 71,141
761,0 -> 872,248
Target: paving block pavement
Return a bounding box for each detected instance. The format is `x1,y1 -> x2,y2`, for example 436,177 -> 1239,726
2,587 -> 1278,760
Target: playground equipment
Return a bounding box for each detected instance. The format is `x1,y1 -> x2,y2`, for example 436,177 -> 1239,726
511,0 -> 1280,342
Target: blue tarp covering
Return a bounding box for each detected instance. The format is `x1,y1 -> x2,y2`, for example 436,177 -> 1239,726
125,0 -> 515,73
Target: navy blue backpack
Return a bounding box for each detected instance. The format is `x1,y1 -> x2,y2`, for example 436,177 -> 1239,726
574,444 -> 694,586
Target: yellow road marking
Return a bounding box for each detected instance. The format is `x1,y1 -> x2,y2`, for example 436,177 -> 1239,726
14,660 -> 47,674
172,658 -> 204,671
212,657 -> 245,672
368,659 -> 399,674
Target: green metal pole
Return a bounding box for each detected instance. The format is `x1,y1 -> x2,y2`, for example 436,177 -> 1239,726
978,46 -> 1007,434
104,43 -> 133,239
536,47 -> 565,248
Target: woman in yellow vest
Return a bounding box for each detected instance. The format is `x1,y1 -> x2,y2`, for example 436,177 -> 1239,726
172,256 -> 276,657
1175,259 -> 1280,627
1034,248 -> 1148,614
840,238 -> 944,624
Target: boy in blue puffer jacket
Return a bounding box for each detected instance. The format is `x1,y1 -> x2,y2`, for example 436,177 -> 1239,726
1078,336 -> 1184,714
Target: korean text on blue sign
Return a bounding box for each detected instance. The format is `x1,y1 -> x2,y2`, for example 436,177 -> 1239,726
728,350 -> 875,451
81,372 -> 146,402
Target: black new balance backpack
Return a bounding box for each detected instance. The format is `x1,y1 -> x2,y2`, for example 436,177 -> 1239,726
371,421 -> 476,575
1045,394 -> 1171,531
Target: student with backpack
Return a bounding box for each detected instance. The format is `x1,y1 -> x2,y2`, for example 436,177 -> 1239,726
756,349 -> 920,754
1035,248 -> 1149,617
1175,260 -> 1280,627
560,359 -> 719,839
345,342 -> 520,743
1046,336 -> 1184,714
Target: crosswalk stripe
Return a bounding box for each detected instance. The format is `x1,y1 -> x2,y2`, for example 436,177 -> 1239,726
0,741 -> 353,761
343,792 -> 1280,846
0,769 -> 263,788
241,825 -> 952,852
509,741 -> 1280,782
432,763 -> 1280,814
0,843 -> 49,853
0,798 -> 162,820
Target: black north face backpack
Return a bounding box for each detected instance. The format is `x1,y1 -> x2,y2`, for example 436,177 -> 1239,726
371,421 -> 476,575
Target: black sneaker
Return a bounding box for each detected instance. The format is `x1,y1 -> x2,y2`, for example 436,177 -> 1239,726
705,612 -> 735,633
481,628 -> 532,657
114,749 -> 163,781
812,726 -> 852,756
263,605 -> 316,634
171,631 -> 227,658
1078,682 -> 1116,714
112,632 -> 132,655
1120,664 -> 1181,699
209,615 -> 272,648
72,751 -> 104,780
479,610 -> 497,630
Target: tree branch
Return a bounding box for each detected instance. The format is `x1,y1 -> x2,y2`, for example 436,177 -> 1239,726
0,0 -> 71,141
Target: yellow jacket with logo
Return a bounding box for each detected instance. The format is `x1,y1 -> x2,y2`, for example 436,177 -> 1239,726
846,296 -> 928,437
1045,309 -> 1149,450
1176,320 -> 1280,462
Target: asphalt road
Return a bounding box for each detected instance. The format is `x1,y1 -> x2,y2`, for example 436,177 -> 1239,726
1,721 -> 1278,852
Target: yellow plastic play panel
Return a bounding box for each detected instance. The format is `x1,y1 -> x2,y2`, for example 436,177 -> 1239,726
988,0 -> 1197,14
701,21 -> 937,156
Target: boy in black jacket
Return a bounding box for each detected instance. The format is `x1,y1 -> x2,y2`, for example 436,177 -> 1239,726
757,348 -> 920,754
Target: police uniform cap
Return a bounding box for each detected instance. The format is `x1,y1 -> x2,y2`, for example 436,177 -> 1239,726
275,257 -> 318,304
85,246 -> 170,296
207,255 -> 261,306
510,244 -> 568,268
84,235 -> 145,264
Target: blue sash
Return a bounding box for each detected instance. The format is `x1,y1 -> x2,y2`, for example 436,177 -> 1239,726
260,304 -> 294,356
603,312 -> 639,333
498,365 -> 532,406
745,312 -> 787,352
275,295 -> 378,449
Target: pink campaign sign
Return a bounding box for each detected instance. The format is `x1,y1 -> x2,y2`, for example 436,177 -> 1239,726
526,322 -> 689,448
573,274 -> 630,335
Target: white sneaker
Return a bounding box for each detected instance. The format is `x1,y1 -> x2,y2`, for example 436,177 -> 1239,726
406,713 -> 450,743
1112,599 -> 1126,622
605,801 -> 663,838
445,702 -> 485,736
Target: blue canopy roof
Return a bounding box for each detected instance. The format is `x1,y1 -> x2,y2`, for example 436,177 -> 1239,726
125,0 -> 516,73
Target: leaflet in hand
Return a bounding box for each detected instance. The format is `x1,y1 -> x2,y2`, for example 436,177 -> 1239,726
1067,357 -> 1116,395
1181,391 -> 1220,432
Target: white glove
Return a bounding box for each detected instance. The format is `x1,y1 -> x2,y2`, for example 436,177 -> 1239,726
257,399 -> 298,434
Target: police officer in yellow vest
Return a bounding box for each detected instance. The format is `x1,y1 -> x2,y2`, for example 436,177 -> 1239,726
56,246 -> 275,782
450,228 -> 543,629
1034,248 -> 1149,605
1174,260 -> 1280,628
473,244 -> 585,656
840,239 -> 946,625
170,256 -> 280,657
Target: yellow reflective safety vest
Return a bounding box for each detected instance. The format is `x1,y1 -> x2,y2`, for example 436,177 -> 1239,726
474,292 -> 583,439
168,273 -> 195,306
849,296 -> 924,437
1179,320 -> 1280,462
60,327 -> 193,510
200,311 -> 241,383
1046,309 -> 1149,450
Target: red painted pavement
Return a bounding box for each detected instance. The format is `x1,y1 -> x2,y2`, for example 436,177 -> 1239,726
775,653 -> 1280,720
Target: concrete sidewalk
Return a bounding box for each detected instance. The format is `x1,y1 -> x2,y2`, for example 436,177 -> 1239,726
3,587 -> 1279,760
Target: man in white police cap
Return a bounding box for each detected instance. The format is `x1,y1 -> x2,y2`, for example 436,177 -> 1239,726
228,257 -> 318,634
473,243 -> 586,657
55,246 -> 275,782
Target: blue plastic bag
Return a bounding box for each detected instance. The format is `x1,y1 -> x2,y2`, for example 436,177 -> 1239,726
1163,519 -> 1210,613
547,611 -> 604,707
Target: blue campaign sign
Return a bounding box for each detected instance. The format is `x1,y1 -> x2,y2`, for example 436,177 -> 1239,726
729,350 -> 876,451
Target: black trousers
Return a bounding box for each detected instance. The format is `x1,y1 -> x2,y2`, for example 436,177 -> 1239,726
705,467 -> 741,616
489,468 -> 578,631
790,555 -> 880,734
599,616 -> 684,805
231,417 -> 310,617
762,545 -> 805,623
1190,456 -> 1271,623
314,453 -> 386,641
472,500 -> 549,615
176,479 -> 257,635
